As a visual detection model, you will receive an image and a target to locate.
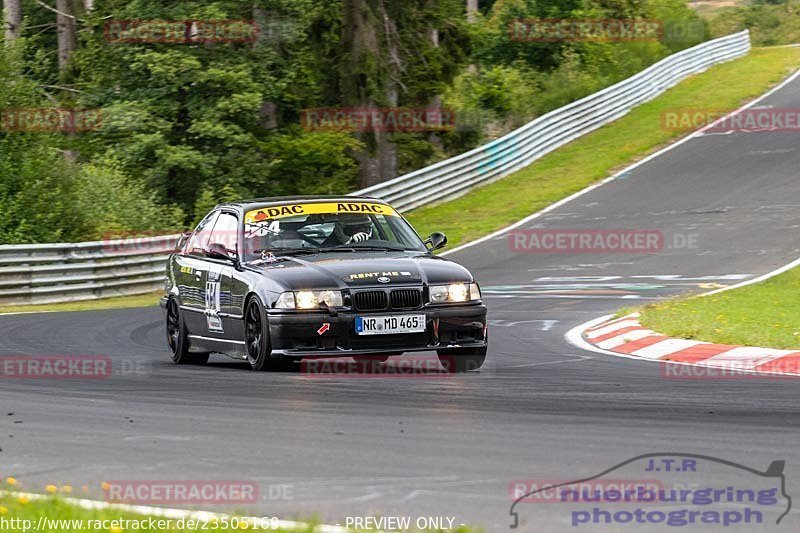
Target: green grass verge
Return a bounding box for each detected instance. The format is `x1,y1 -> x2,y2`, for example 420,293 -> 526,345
406,46 -> 800,247
637,267 -> 800,349
0,491 -> 479,532
0,291 -> 161,314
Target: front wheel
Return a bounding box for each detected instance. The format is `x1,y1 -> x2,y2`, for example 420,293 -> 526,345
244,296 -> 286,371
166,297 -> 209,365
437,346 -> 487,373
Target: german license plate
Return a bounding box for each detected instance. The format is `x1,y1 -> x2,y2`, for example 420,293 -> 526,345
355,314 -> 426,335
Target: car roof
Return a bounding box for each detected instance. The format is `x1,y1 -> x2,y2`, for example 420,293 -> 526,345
216,195 -> 387,213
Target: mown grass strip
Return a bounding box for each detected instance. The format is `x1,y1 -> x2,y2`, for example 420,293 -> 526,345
637,267 -> 800,349
0,291 -> 161,314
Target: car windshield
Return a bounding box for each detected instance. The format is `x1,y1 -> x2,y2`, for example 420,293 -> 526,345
242,201 -> 427,261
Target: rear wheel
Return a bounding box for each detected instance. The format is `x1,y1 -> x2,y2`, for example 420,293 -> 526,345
245,297 -> 286,371
166,298 -> 209,365
437,346 -> 487,373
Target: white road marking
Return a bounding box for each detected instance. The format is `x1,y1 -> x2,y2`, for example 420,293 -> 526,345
629,274 -> 751,281
488,319 -> 558,330
526,262 -> 635,272
746,148 -> 795,155
703,255 -> 800,296
530,274 -> 751,282
505,354 -> 593,369
346,491 -> 384,503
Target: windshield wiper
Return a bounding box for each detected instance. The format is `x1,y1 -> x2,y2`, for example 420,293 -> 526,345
250,245 -> 408,260
347,245 -> 408,252
250,247 -> 355,258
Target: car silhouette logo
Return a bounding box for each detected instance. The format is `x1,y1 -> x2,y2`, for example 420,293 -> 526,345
377,276 -> 391,284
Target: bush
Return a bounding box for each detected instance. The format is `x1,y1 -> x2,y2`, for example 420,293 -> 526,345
708,4 -> 800,47
72,159 -> 186,239
0,138 -> 83,244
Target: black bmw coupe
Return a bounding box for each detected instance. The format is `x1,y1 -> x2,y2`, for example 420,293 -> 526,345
162,196 -> 488,372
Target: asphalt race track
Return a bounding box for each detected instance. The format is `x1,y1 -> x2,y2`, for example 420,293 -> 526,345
3,75 -> 800,532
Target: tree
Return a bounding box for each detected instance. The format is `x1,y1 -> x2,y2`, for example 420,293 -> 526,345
3,0 -> 21,43
467,0 -> 478,22
340,0 -> 395,187
55,0 -> 76,71
340,0 -> 469,187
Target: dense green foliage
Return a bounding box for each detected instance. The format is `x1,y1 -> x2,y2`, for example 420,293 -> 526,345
1,0 -> 705,243
707,1 -> 800,46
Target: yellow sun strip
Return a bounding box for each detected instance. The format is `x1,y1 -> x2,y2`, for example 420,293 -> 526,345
245,201 -> 398,224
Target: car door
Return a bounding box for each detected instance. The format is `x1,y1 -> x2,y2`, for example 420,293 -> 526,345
203,210 -> 241,339
179,211 -> 219,334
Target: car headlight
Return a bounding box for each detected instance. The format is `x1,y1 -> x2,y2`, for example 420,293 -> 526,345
429,283 -> 481,303
275,290 -> 344,309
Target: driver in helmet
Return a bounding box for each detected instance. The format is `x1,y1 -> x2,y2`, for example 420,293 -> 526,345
325,213 -> 373,246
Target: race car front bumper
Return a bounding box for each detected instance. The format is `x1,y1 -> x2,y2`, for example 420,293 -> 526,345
267,303 -> 487,357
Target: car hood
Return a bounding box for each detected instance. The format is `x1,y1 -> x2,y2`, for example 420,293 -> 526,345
246,252 -> 473,291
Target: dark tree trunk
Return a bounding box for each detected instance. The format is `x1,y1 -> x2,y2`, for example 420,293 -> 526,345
341,0 -> 398,188
56,0 -> 76,71
253,6 -> 279,130
427,26 -> 444,151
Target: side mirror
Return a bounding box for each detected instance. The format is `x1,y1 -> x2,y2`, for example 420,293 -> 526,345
424,232 -> 448,251
206,242 -> 235,262
176,232 -> 191,253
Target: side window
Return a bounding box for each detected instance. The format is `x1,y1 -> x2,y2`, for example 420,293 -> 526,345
208,212 -> 240,256
373,215 -> 397,242
186,211 -> 219,257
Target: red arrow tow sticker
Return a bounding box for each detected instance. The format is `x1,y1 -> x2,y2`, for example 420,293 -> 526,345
317,323 -> 331,335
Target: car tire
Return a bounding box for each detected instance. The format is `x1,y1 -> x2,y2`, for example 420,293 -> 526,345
244,296 -> 285,371
437,346 -> 487,373
166,297 -> 209,365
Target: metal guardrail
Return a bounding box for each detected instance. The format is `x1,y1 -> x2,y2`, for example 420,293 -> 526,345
0,31 -> 751,305
0,235 -> 178,305
352,30 -> 751,211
